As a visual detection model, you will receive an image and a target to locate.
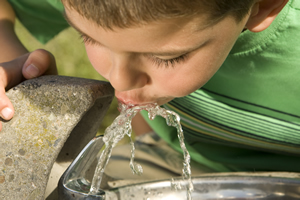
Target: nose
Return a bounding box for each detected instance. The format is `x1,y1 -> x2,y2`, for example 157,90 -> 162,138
108,55 -> 149,92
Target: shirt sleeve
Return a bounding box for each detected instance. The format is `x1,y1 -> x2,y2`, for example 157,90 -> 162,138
8,0 -> 69,44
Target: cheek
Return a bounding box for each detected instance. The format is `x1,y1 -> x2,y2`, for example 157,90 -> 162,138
171,40 -> 237,96
156,58 -> 221,98
85,45 -> 111,79
166,74 -> 209,97
152,67 -> 209,98
154,42 -> 233,98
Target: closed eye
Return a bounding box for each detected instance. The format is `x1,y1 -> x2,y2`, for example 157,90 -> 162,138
150,54 -> 188,68
79,34 -> 99,45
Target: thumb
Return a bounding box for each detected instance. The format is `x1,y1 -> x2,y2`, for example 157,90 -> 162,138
22,49 -> 57,79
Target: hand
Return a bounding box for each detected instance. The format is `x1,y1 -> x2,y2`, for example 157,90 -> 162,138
0,49 -> 57,130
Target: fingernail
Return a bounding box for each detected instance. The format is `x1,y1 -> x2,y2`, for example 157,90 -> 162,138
1,107 -> 13,120
25,64 -> 39,78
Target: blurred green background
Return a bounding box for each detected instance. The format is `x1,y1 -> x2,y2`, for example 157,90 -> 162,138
14,20 -> 119,135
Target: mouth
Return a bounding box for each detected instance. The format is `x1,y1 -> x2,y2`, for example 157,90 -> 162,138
115,91 -> 173,107
116,98 -> 159,113
117,98 -> 154,107
115,91 -> 156,105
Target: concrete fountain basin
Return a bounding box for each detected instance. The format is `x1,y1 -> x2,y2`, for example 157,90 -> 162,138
0,75 -> 114,200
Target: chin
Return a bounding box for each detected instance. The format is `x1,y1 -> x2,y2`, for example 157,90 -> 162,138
155,98 -> 174,106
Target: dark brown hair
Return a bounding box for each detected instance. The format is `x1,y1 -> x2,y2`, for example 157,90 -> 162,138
62,0 -> 255,29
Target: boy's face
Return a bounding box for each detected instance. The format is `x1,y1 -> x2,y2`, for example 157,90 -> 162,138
65,8 -> 249,105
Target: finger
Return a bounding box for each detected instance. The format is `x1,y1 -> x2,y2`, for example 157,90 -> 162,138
0,87 -> 14,121
22,49 -> 57,79
1,52 -> 30,90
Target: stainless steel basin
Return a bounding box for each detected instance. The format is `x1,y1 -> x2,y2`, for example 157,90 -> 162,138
58,136 -> 300,199
103,175 -> 300,199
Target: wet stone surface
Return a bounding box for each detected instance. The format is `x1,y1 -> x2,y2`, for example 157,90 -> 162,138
0,75 -> 114,200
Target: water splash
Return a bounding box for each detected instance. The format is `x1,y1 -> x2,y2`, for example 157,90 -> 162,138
89,103 -> 193,199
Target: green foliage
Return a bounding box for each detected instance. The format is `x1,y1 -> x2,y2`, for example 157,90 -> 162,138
15,21 -> 119,134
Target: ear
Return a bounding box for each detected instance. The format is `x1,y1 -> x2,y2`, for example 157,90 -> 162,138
245,0 -> 289,32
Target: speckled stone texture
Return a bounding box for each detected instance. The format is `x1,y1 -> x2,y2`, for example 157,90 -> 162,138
0,75 -> 114,200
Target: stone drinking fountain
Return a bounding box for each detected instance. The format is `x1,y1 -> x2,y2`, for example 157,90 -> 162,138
1,75 -> 300,200
0,75 -> 114,200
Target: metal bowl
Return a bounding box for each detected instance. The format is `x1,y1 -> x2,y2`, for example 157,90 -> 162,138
59,173 -> 300,200
104,174 -> 300,200
58,136 -> 300,199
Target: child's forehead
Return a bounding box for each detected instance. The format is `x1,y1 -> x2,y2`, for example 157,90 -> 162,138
62,0 -> 216,30
62,0 -> 253,30
64,7 -> 216,36
64,6 -> 242,54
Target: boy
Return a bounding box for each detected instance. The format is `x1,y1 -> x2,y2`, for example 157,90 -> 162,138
1,0 -> 299,172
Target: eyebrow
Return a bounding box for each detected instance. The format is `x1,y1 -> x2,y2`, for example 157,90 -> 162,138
63,10 -> 78,31
63,10 -> 205,57
63,11 -> 103,44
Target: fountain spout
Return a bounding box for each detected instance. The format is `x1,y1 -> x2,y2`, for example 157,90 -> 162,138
58,135 -> 106,200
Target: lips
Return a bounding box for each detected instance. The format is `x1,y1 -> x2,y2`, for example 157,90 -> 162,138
115,91 -> 156,105
115,91 -> 174,107
116,95 -> 155,106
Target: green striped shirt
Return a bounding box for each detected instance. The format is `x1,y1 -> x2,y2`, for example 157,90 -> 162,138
142,0 -> 300,172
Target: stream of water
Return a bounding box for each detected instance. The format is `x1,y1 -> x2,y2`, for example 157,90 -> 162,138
88,103 -> 193,199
